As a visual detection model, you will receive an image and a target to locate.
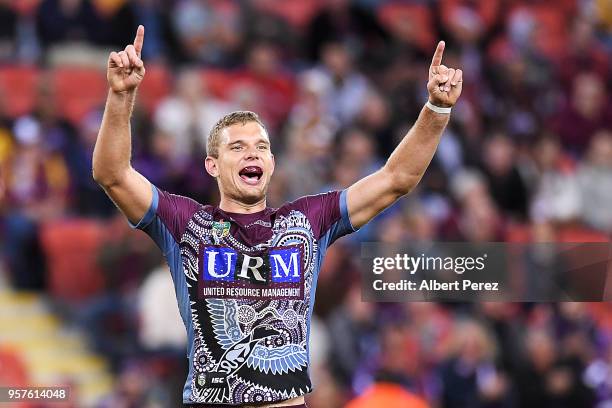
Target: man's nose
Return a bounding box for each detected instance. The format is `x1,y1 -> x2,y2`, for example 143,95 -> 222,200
244,147 -> 260,160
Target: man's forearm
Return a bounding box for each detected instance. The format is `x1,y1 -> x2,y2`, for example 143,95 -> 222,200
384,105 -> 450,195
92,89 -> 137,187
91,26 -> 152,223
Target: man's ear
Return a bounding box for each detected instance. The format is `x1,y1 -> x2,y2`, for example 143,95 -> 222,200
270,153 -> 275,176
205,156 -> 219,177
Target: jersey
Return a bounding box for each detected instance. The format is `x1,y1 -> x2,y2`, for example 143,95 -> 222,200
131,184 -> 357,405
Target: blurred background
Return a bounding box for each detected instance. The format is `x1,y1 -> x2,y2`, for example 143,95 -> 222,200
0,0 -> 611,407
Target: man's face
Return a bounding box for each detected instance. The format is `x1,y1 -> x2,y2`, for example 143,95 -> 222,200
205,121 -> 274,205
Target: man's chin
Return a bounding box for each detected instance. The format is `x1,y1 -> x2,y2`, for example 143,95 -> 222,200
234,187 -> 267,205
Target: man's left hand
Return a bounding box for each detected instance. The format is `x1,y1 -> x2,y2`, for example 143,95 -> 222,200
427,41 -> 463,108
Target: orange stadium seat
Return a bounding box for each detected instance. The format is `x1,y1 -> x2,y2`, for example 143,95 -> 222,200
39,219 -> 106,302
440,0 -> 501,31
253,0 -> 323,30
0,66 -> 39,118
558,226 -> 610,243
201,69 -> 235,99
0,347 -> 29,386
0,347 -> 33,407
52,67 -> 107,124
137,64 -> 171,114
11,0 -> 41,16
505,224 -> 610,243
508,4 -> 568,61
587,303 -> 612,328
378,3 -> 436,53
505,223 -> 532,243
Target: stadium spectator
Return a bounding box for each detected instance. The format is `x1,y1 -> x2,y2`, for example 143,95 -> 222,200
154,68 -> 236,162
346,323 -> 429,408
0,0 -> 18,60
327,281 -> 377,389
577,129 -> 612,232
530,134 -> 581,224
36,0 -> 101,48
305,0 -> 388,69
307,42 -> 372,125
138,263 -> 187,351
438,319 -> 512,407
1,115 -> 69,288
171,0 -> 242,66
515,328 -> 596,407
480,132 -> 529,220
551,72 -> 612,156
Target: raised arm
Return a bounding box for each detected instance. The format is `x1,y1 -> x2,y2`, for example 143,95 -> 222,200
346,41 -> 463,228
92,25 -> 152,225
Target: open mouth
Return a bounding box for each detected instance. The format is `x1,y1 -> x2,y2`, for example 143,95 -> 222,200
239,166 -> 263,186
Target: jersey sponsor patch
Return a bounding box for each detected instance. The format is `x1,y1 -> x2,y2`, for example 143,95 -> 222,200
198,244 -> 304,300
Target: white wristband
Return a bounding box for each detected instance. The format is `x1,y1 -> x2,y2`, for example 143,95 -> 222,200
425,101 -> 452,114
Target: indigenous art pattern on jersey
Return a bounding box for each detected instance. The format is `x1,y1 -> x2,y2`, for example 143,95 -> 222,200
185,209 -> 315,403
132,185 -> 355,405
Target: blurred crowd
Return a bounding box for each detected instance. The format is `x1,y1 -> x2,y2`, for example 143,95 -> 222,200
0,0 -> 612,407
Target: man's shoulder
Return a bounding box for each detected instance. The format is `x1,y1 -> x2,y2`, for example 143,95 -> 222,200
278,191 -> 341,213
152,188 -> 209,241
275,191 -> 349,239
157,188 -> 205,214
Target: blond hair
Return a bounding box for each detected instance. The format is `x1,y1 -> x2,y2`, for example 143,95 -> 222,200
207,111 -> 266,158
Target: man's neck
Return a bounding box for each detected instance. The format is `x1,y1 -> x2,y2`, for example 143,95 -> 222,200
219,196 -> 267,214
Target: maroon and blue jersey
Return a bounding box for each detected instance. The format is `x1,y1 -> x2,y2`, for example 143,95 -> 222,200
131,185 -> 357,405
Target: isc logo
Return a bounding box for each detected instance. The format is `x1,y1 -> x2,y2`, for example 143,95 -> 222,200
202,245 -> 301,285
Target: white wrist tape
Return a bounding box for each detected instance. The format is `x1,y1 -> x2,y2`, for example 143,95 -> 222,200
426,101 -> 452,114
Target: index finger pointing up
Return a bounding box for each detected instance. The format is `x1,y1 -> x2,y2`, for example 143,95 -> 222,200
430,41 -> 445,68
133,25 -> 145,57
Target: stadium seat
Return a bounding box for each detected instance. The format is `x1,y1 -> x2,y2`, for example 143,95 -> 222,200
505,223 -> 532,243
378,3 -> 436,53
508,5 -> 567,60
11,0 -> 41,16
587,303 -> 612,328
137,64 -> 171,114
0,66 -> 40,118
558,226 -> 610,243
505,224 -> 610,243
440,0 -> 501,31
0,346 -> 29,386
253,0 -> 323,30
0,347 -> 33,407
39,219 -> 106,302
201,69 -> 235,99
52,68 -> 107,124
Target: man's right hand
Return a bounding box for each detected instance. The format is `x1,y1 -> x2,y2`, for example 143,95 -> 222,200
107,25 -> 146,93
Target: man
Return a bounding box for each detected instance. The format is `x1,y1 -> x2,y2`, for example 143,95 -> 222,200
345,324 -> 429,408
93,25 -> 462,408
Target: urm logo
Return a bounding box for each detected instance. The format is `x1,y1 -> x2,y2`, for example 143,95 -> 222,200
270,247 -> 300,283
202,246 -> 302,285
203,247 -> 237,282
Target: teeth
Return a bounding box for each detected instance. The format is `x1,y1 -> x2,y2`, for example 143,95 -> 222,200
241,167 -> 262,176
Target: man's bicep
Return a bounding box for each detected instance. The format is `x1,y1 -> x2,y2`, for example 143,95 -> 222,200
101,167 -> 153,225
346,168 -> 401,228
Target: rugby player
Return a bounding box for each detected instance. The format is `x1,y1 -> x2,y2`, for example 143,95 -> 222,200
92,25 -> 462,408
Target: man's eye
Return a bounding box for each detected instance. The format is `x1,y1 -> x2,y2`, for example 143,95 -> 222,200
257,145 -> 268,150
231,146 -> 242,151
